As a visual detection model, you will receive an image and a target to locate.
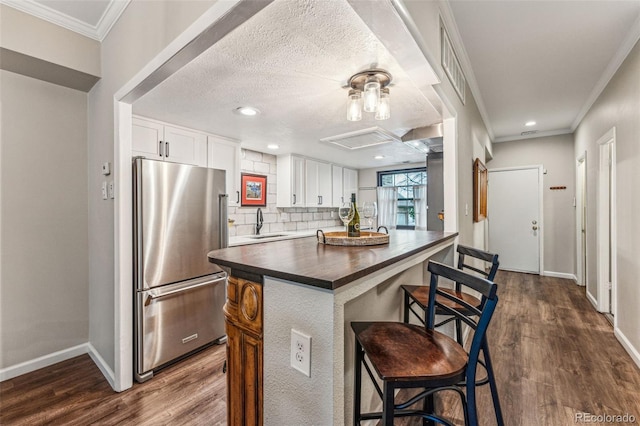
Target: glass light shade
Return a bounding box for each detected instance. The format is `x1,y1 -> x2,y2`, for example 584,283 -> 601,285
346,90 -> 362,121
374,89 -> 390,120
363,77 -> 380,112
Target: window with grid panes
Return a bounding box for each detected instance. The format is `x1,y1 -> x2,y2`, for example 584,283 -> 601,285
377,168 -> 427,229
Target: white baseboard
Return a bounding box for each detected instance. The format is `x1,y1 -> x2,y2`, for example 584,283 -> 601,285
87,342 -> 116,390
614,327 -> 640,370
542,271 -> 577,281
586,290 -> 599,310
0,343 -> 89,382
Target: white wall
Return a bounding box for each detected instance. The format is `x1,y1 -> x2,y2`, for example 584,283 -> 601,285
574,39 -> 640,365
88,0 -> 217,371
488,134 -> 576,276
0,70 -> 88,369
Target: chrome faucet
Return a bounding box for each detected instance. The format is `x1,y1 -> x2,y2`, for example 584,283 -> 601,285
256,208 -> 264,235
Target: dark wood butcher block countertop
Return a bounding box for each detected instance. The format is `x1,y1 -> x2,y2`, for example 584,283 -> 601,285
207,230 -> 457,290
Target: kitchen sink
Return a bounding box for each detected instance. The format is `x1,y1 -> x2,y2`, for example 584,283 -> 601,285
248,234 -> 288,240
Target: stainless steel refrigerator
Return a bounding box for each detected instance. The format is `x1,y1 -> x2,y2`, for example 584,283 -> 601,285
133,157 -> 228,382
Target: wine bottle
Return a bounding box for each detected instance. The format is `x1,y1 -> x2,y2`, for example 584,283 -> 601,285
348,193 -> 361,237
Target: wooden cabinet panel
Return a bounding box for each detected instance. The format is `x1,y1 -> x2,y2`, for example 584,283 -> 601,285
224,276 -> 263,426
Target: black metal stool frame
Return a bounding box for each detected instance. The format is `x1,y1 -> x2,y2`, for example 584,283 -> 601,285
352,261 -> 499,426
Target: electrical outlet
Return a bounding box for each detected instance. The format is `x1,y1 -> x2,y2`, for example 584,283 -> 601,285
290,329 -> 311,377
101,181 -> 108,200
108,181 -> 115,199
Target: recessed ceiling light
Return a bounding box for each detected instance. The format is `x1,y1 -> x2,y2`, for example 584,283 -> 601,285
374,155 -> 384,159
525,121 -> 536,127
234,106 -> 260,116
267,144 -> 279,150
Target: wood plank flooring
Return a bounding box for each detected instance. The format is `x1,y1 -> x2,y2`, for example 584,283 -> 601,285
1,271 -> 639,425
0,344 -> 226,425
401,271 -> 640,425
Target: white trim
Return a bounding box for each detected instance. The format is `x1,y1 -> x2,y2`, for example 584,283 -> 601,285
596,128 -> 616,314
571,14 -> 640,132
614,327 -> 640,370
88,343 -> 116,389
0,0 -> 130,41
586,290 -> 598,310
542,271 -> 577,281
0,343 -> 88,382
575,152 -> 587,287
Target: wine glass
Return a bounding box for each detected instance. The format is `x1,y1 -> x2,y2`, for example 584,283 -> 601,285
362,201 -> 377,236
338,202 -> 354,234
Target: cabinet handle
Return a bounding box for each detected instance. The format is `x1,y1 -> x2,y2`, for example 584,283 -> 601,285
236,191 -> 240,204
159,141 -> 163,157
318,195 -> 322,205
293,194 -> 296,205
165,141 -> 170,158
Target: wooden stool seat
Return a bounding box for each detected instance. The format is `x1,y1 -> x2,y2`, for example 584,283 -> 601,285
352,322 -> 467,382
401,285 -> 482,314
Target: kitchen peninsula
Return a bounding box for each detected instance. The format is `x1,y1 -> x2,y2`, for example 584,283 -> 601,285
208,230 -> 457,425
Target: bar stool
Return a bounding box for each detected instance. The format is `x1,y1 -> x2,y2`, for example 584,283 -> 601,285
351,261 -> 499,425
400,245 -> 503,425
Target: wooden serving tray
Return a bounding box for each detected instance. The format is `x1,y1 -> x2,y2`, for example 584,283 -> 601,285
316,228 -> 389,246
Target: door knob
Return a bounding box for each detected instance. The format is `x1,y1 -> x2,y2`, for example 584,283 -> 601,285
533,226 -> 538,230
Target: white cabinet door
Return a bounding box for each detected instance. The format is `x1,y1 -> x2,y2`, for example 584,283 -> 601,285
132,117 -> 163,159
332,165 -> 344,207
164,125 -> 207,167
343,167 -> 359,201
207,136 -> 241,206
277,155 -> 306,207
132,117 -> 207,167
305,159 -> 331,207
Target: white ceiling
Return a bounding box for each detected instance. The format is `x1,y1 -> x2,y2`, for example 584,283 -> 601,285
8,0 -> 640,161
133,0 -> 442,169
447,0 -> 640,142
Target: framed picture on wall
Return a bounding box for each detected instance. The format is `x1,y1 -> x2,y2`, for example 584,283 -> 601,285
241,173 -> 267,207
473,158 -> 487,222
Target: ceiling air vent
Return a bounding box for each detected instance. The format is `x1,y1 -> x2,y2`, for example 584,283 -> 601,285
320,127 -> 399,150
521,130 -> 538,136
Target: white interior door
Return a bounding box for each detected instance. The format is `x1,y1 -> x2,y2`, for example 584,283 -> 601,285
576,155 -> 587,286
488,167 -> 542,273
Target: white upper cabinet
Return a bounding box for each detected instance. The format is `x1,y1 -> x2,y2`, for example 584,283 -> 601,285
277,154 -> 306,208
207,136 -> 241,206
132,117 -> 207,167
343,167 -> 359,200
332,165 -> 344,207
305,159 -> 332,207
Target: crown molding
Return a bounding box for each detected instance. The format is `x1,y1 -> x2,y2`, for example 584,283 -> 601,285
438,0 -> 495,141
0,0 -> 130,41
571,11 -> 640,132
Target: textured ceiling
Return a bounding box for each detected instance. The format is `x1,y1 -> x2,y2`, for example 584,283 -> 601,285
133,0 -> 441,169
448,0 -> 640,142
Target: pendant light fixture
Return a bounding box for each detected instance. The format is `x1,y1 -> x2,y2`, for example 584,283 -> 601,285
346,69 -> 391,122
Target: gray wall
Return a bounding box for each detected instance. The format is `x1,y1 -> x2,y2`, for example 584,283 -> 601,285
574,39 -> 640,360
488,134 -> 576,275
0,70 -> 88,368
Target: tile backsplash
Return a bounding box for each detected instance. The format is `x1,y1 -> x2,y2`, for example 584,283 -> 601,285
228,149 -> 342,237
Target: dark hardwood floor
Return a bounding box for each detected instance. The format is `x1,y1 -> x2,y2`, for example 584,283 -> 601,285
0,344 -> 227,425
1,271 -> 639,425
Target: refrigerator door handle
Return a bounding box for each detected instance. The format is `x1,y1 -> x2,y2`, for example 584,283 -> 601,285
145,275 -> 226,304
220,194 -> 229,249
